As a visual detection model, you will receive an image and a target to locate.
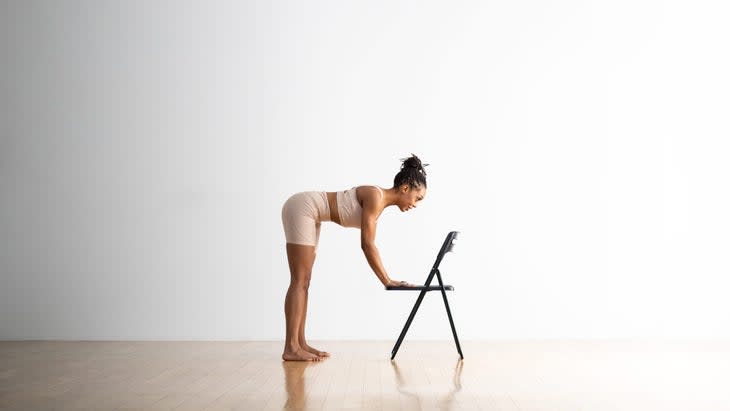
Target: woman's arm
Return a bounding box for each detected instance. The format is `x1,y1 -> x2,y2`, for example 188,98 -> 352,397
360,187 -> 415,288
360,188 -> 391,286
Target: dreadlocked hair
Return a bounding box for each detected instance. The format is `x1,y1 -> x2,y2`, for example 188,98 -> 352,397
393,154 -> 428,189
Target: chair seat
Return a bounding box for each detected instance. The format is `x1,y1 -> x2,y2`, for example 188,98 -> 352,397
386,285 -> 454,291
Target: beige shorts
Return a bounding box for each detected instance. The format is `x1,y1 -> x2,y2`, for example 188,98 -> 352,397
281,191 -> 331,248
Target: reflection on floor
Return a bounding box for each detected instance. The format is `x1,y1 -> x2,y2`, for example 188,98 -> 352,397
1,340 -> 730,410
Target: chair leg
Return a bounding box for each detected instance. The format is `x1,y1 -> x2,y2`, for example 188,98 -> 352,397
437,270 -> 463,359
390,289 -> 428,360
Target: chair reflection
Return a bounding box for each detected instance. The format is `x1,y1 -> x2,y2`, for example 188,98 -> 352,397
391,359 -> 464,410
281,357 -> 463,409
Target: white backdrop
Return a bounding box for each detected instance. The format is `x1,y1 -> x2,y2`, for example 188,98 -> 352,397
2,0 -> 729,340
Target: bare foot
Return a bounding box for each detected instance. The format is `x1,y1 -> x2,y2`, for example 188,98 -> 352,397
303,344 -> 331,358
282,348 -> 322,361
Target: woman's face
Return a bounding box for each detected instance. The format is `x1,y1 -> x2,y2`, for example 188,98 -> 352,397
397,184 -> 427,212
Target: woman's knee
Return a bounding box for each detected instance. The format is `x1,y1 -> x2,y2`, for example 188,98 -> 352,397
289,271 -> 312,289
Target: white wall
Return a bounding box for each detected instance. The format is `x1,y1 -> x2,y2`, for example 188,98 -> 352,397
2,0 -> 729,340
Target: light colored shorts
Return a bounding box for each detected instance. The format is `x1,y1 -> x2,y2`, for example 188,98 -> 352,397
281,191 -> 331,248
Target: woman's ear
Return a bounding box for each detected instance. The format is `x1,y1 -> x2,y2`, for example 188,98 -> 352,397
400,184 -> 410,193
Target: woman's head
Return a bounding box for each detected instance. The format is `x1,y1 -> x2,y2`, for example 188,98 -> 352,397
392,154 -> 428,212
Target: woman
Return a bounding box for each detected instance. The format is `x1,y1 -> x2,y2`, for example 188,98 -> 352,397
281,154 -> 428,361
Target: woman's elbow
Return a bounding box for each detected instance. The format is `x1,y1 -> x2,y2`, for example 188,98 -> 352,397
361,240 -> 376,252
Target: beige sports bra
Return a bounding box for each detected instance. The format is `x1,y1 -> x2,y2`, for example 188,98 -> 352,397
336,186 -> 384,228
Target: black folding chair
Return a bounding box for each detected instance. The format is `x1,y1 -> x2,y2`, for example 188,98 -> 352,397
386,231 -> 463,360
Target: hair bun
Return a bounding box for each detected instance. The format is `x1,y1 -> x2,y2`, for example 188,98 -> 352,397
393,154 -> 429,188
400,154 -> 428,175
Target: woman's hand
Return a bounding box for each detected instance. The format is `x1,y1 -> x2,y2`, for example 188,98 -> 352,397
385,279 -> 417,288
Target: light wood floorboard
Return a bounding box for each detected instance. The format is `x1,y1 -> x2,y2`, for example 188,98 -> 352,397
1,340 -> 730,410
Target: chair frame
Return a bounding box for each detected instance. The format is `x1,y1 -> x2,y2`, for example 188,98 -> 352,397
387,231 -> 463,360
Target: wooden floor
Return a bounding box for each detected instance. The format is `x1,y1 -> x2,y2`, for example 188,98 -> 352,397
1,340 -> 729,410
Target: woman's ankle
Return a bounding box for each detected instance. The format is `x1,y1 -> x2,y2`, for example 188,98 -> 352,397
284,342 -> 303,352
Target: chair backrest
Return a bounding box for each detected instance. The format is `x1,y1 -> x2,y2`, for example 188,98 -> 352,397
432,231 -> 459,270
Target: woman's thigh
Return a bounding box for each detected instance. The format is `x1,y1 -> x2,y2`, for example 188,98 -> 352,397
286,243 -> 316,283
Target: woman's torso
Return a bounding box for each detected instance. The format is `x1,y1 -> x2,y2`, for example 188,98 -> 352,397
326,186 -> 383,228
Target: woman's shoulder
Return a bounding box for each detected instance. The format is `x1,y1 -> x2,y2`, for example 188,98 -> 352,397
356,185 -> 385,201
355,184 -> 383,192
